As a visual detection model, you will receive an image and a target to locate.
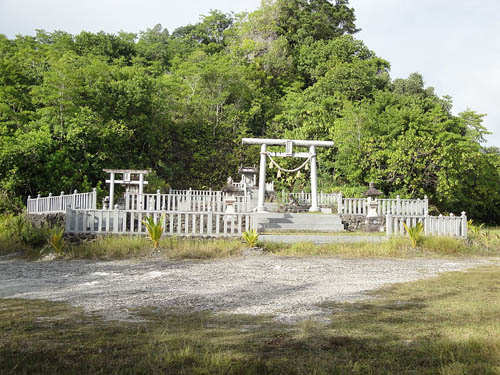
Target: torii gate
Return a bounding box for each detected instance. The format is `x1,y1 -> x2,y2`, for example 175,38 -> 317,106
242,138 -> 334,213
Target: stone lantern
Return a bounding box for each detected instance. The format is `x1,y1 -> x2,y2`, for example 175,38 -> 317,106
222,177 -> 239,215
363,182 -> 384,232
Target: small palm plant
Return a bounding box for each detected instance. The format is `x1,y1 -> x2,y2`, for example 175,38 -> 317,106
467,219 -> 484,238
242,229 -> 259,248
47,227 -> 66,253
403,222 -> 424,248
143,214 -> 165,248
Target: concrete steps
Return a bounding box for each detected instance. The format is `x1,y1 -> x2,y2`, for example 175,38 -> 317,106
254,212 -> 344,232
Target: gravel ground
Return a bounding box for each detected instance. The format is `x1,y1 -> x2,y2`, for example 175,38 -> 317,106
1,253 -> 498,322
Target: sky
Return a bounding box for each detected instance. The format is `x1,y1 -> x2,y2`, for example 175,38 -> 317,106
0,0 -> 498,147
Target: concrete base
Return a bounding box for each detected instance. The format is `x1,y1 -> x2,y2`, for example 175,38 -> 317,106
363,215 -> 385,232
254,212 -> 344,232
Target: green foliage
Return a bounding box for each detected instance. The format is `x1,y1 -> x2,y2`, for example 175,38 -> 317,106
4,214 -> 46,248
242,229 -> 259,247
403,222 -> 424,248
467,219 -> 484,238
0,1 -> 498,223
46,227 -> 66,254
142,214 -> 165,248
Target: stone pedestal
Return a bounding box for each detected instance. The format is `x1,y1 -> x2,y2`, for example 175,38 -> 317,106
363,216 -> 385,232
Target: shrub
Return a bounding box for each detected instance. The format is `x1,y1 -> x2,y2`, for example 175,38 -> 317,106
242,229 -> 259,247
142,214 -> 165,248
403,222 -> 424,248
46,228 -> 66,254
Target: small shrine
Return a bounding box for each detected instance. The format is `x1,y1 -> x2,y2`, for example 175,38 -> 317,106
104,169 -> 151,208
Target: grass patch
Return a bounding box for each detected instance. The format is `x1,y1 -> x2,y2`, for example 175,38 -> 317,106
1,266 -> 499,374
262,230 -> 386,236
66,236 -> 246,260
263,235 -> 499,258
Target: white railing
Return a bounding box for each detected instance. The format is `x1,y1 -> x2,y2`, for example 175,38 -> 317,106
27,189 -> 97,214
168,188 -> 221,197
338,197 -> 367,215
65,208 -> 254,237
386,212 -> 467,238
123,192 -> 252,213
339,195 -> 428,216
281,191 -> 342,207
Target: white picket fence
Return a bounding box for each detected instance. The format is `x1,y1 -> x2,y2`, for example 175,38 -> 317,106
123,192 -> 251,213
386,212 -> 467,237
281,191 -> 342,207
27,190 -> 97,214
65,208 -> 254,237
338,195 -> 428,216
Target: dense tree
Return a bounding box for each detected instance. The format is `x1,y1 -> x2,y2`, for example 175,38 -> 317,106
0,0 -> 498,223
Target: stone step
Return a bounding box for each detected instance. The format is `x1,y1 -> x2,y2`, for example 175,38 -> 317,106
254,213 -> 344,232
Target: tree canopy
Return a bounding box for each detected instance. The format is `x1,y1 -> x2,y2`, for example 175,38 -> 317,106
0,0 -> 498,223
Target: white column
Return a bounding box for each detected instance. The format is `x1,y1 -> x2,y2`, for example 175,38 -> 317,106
309,145 -> 320,212
109,172 -> 115,209
257,143 -> 267,212
138,173 -> 144,209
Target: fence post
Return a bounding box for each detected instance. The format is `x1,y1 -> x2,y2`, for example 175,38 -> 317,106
65,207 -> 72,232
424,212 -> 430,236
47,193 -> 52,211
113,205 -> 119,233
72,190 -> 77,209
156,189 -> 161,211
59,191 -> 64,211
386,213 -> 392,236
461,211 -> 467,238
27,196 -> 31,213
92,188 -> 97,209
337,192 -> 343,214
396,195 -> 401,215
36,194 -> 41,212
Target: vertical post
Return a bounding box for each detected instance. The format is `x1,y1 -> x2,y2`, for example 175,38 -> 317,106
138,172 -> 144,209
386,213 -> 391,236
72,190 -> 78,209
257,143 -> 267,213
337,192 -> 343,214
109,172 -> 115,209
92,188 -> 97,209
125,188 -> 130,210
36,194 -> 41,212
461,211 -> 467,238
156,189 -> 161,211
48,193 -> 52,211
309,145 -> 319,212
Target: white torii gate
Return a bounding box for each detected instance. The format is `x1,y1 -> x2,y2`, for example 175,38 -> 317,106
242,138 -> 334,213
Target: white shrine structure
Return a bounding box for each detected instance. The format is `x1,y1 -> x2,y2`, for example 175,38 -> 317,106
26,137 -> 467,239
104,169 -> 151,209
242,138 -> 334,213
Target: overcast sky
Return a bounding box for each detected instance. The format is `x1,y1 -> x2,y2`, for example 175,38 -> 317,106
1,0 -> 498,147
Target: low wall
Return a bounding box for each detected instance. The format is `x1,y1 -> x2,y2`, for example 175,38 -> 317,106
27,213 -> 65,229
340,214 -> 386,232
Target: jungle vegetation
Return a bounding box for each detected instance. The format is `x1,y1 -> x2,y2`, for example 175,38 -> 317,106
0,0 -> 498,223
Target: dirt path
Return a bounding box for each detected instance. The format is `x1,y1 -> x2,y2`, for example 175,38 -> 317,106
1,254 -> 498,322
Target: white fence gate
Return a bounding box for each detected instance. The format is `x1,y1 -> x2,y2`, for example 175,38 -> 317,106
27,190 -> 97,214
338,195 -> 428,216
65,208 -> 254,237
124,192 -> 251,213
386,212 -> 467,238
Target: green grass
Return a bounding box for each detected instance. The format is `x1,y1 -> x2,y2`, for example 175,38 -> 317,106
64,236 -> 246,260
263,235 -> 499,258
1,266 -> 499,374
